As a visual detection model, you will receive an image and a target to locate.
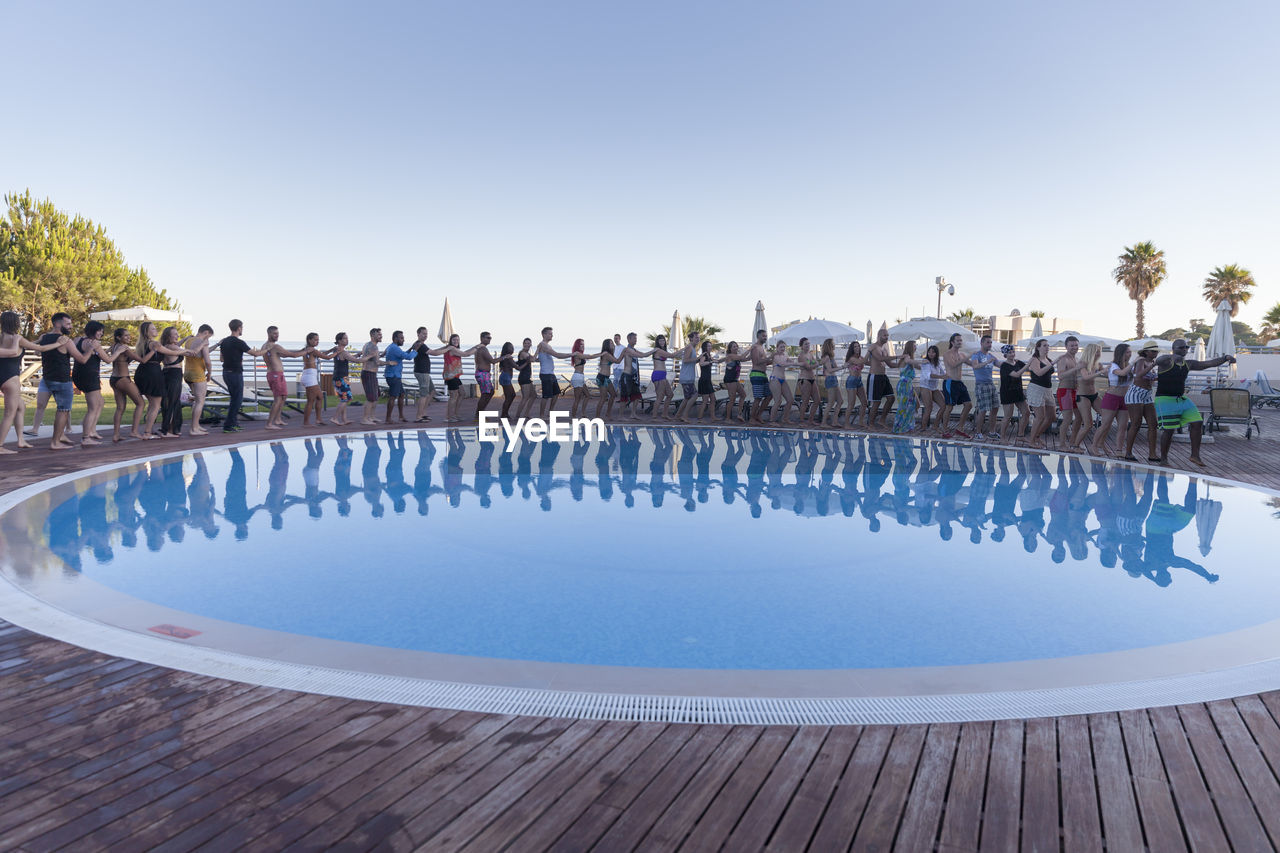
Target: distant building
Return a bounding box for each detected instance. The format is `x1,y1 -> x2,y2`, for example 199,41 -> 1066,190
985,310 -> 1081,345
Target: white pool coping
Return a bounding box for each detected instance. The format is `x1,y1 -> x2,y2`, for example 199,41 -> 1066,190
3,430 -> 1280,725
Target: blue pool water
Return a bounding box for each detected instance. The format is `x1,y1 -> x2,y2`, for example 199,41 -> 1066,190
15,428 -> 1280,669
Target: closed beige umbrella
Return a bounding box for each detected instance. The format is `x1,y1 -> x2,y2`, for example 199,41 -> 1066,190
438,299 -> 455,344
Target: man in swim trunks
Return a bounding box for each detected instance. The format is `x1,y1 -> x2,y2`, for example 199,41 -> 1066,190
940,332 -> 974,439
968,334 -> 1000,440
866,328 -> 898,429
1152,338 -> 1236,468
473,331 -> 496,417
536,326 -> 571,420
261,326 -> 308,430
746,329 -> 771,424
359,328 -> 383,425
617,332 -> 647,419
382,330 -> 414,424
1055,336 -> 1081,443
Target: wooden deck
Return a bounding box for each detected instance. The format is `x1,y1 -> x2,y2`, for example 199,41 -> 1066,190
3,403 -> 1280,850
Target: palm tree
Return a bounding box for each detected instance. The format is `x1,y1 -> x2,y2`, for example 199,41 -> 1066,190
646,315 -> 724,349
1112,241 -> 1167,338
947,308 -> 979,326
1029,310 -> 1046,319
1202,264 -> 1255,317
1259,302 -> 1280,342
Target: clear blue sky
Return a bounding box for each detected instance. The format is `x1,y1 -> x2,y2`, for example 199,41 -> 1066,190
6,0 -> 1277,347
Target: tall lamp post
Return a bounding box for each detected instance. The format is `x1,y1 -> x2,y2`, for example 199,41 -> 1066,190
935,276 -> 955,319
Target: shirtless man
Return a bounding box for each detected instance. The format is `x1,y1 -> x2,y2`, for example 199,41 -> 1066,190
261,326 -> 310,430
744,329 -> 772,424
940,332 -> 974,439
473,331 -> 497,415
866,329 -> 897,429
1054,336 -> 1082,444
535,327 -> 572,420
359,328 -> 384,425
616,332 -> 648,419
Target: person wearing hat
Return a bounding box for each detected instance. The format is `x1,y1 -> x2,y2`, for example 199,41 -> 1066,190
996,343 -> 1030,443
1122,340 -> 1162,461
1152,338 -> 1236,468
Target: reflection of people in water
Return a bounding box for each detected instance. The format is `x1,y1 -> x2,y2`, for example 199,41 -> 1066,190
302,439 -> 332,519
361,433 -> 384,518
47,428 -> 1241,596
384,433 -> 411,514
1144,476 -> 1218,586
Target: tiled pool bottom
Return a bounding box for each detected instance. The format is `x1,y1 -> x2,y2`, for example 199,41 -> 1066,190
2,428 -> 1279,724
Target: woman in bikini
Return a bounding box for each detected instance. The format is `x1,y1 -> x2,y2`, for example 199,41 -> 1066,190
1088,343 -> 1131,457
498,342 -> 519,420
795,338 -> 821,424
71,321 -> 116,445
327,332 -> 365,427
721,341 -> 747,422
0,311 -> 68,453
568,338 -> 602,420
841,341 -> 868,429
820,339 -> 843,429
769,342 -> 797,423
594,339 -> 619,420
515,338 -> 537,420
299,332 -> 333,427
106,328 -> 149,441
647,335 -> 675,419
1068,343 -> 1103,451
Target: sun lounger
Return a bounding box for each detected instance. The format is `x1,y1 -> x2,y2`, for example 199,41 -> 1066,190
1249,371 -> 1280,409
1207,388 -> 1260,439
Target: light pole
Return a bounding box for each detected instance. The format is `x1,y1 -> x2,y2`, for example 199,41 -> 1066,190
935,276 -> 955,319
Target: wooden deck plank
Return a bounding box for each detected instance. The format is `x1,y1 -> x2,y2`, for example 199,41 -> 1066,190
764,725 -> 862,852
1207,700 -> 1280,849
808,724 -> 893,851
671,726 -> 797,851
1118,709 -> 1189,853
610,725 -> 760,851
1086,713 -> 1145,853
893,723 -> 959,853
1057,714 -> 1102,853
979,718 -> 1023,853
280,712 -> 526,851
393,718 -> 595,850
1178,703 -> 1272,851
1020,717 -> 1058,853
937,721 -> 991,853
850,724 -> 928,851
504,722 -> 669,851
724,726 -> 828,850
579,725 -> 734,852
317,714 -> 562,850
1235,693 -> 1280,782
0,679 -> 289,838
454,721 -> 642,851
1148,705 -> 1231,852
145,704 -> 426,853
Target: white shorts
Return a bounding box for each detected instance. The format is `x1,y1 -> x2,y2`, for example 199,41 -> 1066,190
571,373 -> 585,388
300,368 -> 319,388
1026,384 -> 1052,408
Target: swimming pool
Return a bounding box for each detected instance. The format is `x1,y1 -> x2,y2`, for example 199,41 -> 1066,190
3,427 -> 1278,723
